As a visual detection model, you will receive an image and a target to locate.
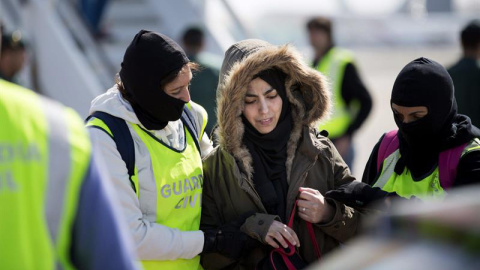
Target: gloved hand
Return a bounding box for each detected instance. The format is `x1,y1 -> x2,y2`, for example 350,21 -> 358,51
325,181 -> 394,209
202,211 -> 257,259
202,223 -> 255,259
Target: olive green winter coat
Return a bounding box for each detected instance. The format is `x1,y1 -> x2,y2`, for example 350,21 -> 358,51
201,40 -> 363,269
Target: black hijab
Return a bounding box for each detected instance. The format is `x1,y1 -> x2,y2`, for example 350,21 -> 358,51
242,68 -> 292,222
391,57 -> 480,178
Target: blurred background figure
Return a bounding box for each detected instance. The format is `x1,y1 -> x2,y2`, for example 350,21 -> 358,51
0,30 -> 27,84
307,16 -> 372,171
448,19 -> 480,128
308,185 -> 480,270
78,0 -> 111,40
182,26 -> 220,136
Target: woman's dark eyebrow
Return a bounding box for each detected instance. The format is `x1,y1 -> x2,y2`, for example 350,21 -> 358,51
245,88 -> 275,97
409,110 -> 427,115
264,88 -> 276,95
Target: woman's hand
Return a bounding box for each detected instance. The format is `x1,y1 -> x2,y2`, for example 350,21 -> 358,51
265,221 -> 300,249
298,187 -> 335,224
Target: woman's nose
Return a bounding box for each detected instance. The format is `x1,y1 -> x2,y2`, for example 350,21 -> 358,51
179,88 -> 191,103
403,115 -> 415,124
259,99 -> 268,114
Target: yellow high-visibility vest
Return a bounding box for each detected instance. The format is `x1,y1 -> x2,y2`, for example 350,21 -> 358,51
374,138 -> 480,199
315,48 -> 355,139
0,79 -> 91,269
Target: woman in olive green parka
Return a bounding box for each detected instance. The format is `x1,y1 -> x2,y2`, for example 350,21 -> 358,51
201,39 -> 363,269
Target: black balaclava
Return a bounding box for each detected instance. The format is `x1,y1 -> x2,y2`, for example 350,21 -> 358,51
391,57 -> 480,178
242,68 -> 292,222
119,30 -> 189,130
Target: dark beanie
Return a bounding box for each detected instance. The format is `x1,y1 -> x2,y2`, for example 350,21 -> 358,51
119,30 -> 189,97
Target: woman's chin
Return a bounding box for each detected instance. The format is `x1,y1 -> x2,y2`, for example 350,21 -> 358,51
255,125 -> 275,135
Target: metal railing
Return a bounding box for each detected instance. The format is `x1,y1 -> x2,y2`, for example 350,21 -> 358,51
56,0 -> 117,89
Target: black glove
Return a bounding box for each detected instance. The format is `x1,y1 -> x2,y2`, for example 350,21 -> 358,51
202,211 -> 257,259
325,182 -> 394,209
202,223 -> 256,259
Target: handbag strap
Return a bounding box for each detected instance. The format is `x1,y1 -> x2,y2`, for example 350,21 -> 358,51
288,200 -> 322,259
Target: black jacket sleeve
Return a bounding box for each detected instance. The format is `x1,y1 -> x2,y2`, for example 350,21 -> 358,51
342,63 -> 373,136
361,134 -> 385,186
454,150 -> 480,187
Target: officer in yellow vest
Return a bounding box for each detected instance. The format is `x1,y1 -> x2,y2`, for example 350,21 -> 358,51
307,17 -> 372,170
0,26 -> 138,270
87,30 -> 233,270
362,57 -> 480,199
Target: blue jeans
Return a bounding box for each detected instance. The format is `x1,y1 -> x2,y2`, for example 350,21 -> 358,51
79,0 -> 109,34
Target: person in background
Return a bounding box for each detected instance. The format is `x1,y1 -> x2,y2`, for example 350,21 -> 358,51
87,30 -> 221,270
0,30 -> 27,84
362,57 -> 480,200
307,16 -> 372,170
78,0 -> 110,39
182,26 -> 220,136
448,19 -> 480,127
0,24 -> 138,270
200,39 -> 364,269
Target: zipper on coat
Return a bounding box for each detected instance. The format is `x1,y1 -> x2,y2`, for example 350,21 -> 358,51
286,156 -> 318,220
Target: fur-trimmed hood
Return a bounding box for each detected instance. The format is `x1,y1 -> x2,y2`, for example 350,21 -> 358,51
215,39 -> 331,179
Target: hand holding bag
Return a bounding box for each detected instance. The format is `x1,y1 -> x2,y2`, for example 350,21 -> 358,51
256,200 -> 321,270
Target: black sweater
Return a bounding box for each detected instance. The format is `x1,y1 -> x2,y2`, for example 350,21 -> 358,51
342,63 -> 372,136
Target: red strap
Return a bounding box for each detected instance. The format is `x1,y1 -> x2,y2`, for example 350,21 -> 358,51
287,201 -> 298,228
288,200 -> 321,259
281,253 -> 297,270
376,130 -> 399,173
306,222 -> 321,259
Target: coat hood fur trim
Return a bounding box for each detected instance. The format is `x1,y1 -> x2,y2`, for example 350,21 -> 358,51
216,43 -> 331,179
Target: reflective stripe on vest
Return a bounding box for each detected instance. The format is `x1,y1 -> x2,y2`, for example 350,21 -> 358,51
315,48 -> 354,139
0,79 -> 91,269
374,138 -> 480,200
